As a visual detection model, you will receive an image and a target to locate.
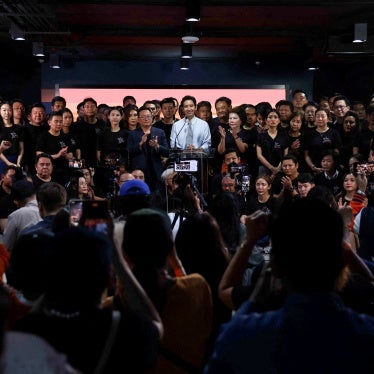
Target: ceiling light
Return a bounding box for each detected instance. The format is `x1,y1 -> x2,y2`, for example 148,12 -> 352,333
186,0 -> 200,22
49,53 -> 61,68
181,43 -> 192,58
32,42 -> 44,57
9,23 -> 25,41
353,23 -> 367,43
181,22 -> 199,43
180,58 -> 190,70
308,66 -> 319,71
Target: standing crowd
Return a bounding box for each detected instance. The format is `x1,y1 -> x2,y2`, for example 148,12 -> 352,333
0,90 -> 373,372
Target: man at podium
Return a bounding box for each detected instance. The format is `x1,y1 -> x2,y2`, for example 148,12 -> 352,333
170,95 -> 211,152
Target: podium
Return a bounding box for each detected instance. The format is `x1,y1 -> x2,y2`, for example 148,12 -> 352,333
169,148 -> 212,195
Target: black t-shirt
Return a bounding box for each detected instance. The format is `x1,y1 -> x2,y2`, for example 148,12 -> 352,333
0,125 -> 24,156
36,132 -> 72,171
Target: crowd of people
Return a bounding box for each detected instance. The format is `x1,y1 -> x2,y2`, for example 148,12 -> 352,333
0,90 -> 373,372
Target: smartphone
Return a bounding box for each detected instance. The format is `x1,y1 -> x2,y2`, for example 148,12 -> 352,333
79,200 -> 112,236
357,162 -> 374,177
69,199 -> 83,226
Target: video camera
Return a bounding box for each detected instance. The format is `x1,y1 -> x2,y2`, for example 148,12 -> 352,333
173,172 -> 207,208
228,162 -> 251,194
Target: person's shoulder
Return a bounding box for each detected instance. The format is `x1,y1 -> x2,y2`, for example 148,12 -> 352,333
172,118 -> 184,127
3,331 -> 75,374
152,127 -> 165,135
175,273 -> 211,292
194,117 -> 209,126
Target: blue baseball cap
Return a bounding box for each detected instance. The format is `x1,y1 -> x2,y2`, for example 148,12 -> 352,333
119,179 -> 151,196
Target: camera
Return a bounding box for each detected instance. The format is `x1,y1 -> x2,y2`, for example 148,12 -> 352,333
173,172 -> 196,189
228,162 -> 251,194
228,162 -> 247,177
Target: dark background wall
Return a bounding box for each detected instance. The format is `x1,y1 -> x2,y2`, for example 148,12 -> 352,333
1,57 -> 373,107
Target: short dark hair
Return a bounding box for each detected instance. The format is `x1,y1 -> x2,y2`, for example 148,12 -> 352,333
297,172 -> 314,184
333,95 -> 350,107
215,96 -> 232,107
37,182 -> 67,212
51,96 -> 66,106
276,100 -> 294,111
181,95 -> 197,107
160,97 -> 176,107
292,89 -> 308,99
82,97 -> 97,107
197,101 -> 212,111
282,154 -> 298,165
35,153 -> 53,164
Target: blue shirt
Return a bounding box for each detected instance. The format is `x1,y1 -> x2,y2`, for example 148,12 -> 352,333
170,116 -> 211,151
205,292 -> 374,373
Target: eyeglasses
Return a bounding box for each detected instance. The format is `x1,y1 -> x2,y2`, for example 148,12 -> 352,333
334,105 -> 346,110
139,115 -> 153,120
344,120 -> 355,124
315,114 -> 327,118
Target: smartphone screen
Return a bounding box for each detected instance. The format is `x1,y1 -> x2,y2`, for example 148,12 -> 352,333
69,199 -> 83,226
79,200 -> 112,236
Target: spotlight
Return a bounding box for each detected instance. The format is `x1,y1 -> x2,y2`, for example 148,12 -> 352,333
186,0 -> 200,22
180,58 -> 190,70
181,22 -> 199,43
32,42 -> 44,57
9,23 -> 25,41
49,53 -> 61,69
181,43 -> 192,58
353,23 -> 367,43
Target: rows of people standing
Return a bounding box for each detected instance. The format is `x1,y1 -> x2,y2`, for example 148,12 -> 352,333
0,91 -> 374,199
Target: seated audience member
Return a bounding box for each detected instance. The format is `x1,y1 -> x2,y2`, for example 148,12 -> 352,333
31,153 -> 55,190
314,150 -> 344,197
65,169 -> 92,201
122,208 -> 212,373
21,182 -> 67,235
81,167 -> 106,200
131,168 -> 145,181
12,226 -> 162,373
206,199 -> 374,373
149,167 -> 177,211
296,172 -> 315,198
3,180 -> 41,253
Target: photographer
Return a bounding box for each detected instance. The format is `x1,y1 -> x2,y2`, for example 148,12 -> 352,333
212,148 -> 250,198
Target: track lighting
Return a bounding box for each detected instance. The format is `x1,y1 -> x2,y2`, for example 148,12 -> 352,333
10,23 -> 25,41
32,42 -> 45,57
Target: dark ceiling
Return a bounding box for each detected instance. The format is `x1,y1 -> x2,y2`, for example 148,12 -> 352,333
1,0 -> 374,69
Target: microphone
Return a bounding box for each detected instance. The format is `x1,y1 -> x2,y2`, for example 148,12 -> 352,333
173,117 -> 188,150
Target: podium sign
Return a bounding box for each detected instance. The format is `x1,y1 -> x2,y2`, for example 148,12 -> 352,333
174,160 -> 198,172
169,149 -> 209,195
